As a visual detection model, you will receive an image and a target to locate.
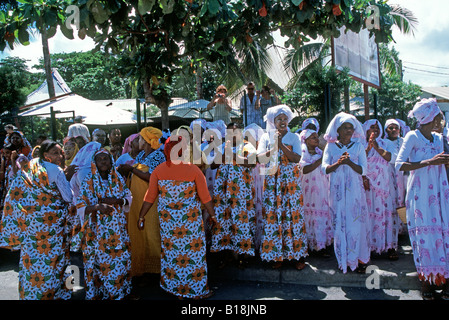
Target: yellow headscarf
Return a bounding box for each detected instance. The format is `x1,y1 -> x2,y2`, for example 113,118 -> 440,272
140,127 -> 163,150
65,143 -> 79,167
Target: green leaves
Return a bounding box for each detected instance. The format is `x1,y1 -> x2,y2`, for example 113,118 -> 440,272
138,0 -> 156,14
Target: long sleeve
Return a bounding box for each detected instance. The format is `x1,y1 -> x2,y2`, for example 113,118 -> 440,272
356,142 -> 368,176
44,161 -> 73,203
194,169 -> 212,204
321,143 -> 332,175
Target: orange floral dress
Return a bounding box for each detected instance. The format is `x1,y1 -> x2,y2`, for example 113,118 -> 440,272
260,147 -> 308,262
211,161 -> 256,256
73,159 -> 132,300
0,159 -> 72,300
157,180 -> 210,298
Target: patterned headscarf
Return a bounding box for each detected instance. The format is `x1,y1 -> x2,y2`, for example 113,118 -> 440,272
301,118 -> 320,133
408,98 -> 441,125
299,129 -> 322,167
140,127 -> 163,150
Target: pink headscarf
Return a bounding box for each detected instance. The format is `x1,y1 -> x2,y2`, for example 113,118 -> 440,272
121,133 -> 140,155
408,98 -> 441,125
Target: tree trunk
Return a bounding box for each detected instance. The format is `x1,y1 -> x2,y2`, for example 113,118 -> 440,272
41,29 -> 55,99
195,68 -> 203,100
142,75 -> 170,130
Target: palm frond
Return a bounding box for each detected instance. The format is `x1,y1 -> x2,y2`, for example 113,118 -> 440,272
389,4 -> 418,36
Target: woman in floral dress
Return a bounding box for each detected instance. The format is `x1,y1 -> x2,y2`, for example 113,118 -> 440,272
257,105 -> 308,270
299,129 -> 332,256
74,149 -> 133,300
211,123 -> 257,268
362,119 -> 399,260
138,136 -> 216,299
0,140 -> 73,300
322,112 -> 371,274
384,119 -> 408,235
396,98 -> 449,300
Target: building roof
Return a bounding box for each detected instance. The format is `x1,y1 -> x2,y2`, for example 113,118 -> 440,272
25,69 -> 72,106
421,87 -> 449,100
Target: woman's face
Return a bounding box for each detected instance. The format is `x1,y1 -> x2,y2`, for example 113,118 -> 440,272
10,133 -> 22,146
75,136 -> 86,149
64,141 -> 77,160
432,113 -> 444,133
95,153 -> 112,173
305,132 -> 319,148
274,114 -> 289,132
131,137 -> 141,153
385,124 -> 400,139
138,135 -> 148,150
44,144 -> 64,167
337,122 -> 355,140
367,123 -> 380,139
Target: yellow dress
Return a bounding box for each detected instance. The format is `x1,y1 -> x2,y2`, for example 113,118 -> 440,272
127,164 -> 161,276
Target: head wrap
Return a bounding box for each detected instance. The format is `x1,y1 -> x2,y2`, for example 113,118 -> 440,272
396,119 -> 410,137
408,98 -> 441,125
164,136 -> 185,167
264,104 -> 295,132
71,141 -> 102,169
299,129 -> 322,167
362,119 -> 383,143
301,118 -> 320,133
140,127 -> 163,150
324,112 -> 365,143
190,119 -> 208,131
65,141 -> 79,167
299,129 -> 317,144
122,133 -> 140,155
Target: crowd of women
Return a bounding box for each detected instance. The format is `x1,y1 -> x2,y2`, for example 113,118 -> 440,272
1,97 -> 449,301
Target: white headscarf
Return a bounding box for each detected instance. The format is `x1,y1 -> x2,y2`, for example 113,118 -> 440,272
324,112 -> 365,143
408,98 -> 441,125
243,123 -> 264,142
299,129 -> 322,166
264,104 -> 295,132
396,119 -> 410,136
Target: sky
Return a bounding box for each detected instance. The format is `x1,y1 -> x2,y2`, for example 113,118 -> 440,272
0,0 -> 448,88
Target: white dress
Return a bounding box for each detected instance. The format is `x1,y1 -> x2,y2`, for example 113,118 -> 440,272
396,130 -> 449,284
322,140 -> 371,273
364,138 -> 398,254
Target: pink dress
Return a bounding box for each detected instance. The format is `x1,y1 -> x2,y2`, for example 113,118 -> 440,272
396,130 -> 449,284
299,146 -> 332,251
364,138 -> 398,254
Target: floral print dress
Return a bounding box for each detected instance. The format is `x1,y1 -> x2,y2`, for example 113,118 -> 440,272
0,159 -> 72,300
158,180 -> 210,299
259,146 -> 308,262
396,130 -> 449,285
73,159 -> 132,300
364,139 -> 398,254
322,141 -> 371,273
299,146 -> 332,252
211,157 -> 256,256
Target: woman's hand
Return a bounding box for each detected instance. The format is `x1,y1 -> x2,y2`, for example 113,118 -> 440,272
426,152 -> 449,166
99,197 -> 121,206
64,164 -> 78,181
96,203 -> 115,215
137,217 -> 145,230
